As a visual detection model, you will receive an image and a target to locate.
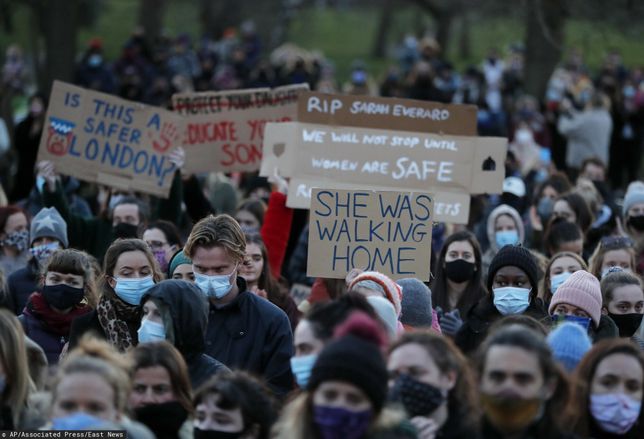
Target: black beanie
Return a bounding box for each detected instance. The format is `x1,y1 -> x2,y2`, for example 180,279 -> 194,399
307,333 -> 388,413
487,245 -> 539,293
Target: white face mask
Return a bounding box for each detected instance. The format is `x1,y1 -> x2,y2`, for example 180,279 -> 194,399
515,128 -> 534,145
193,266 -> 237,299
590,393 -> 641,434
493,287 -> 531,315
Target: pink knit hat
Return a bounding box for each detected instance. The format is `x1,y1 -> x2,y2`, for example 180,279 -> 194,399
548,270 -> 602,327
349,271 -> 402,316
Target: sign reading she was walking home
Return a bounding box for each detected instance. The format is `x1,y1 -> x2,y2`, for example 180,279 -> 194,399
308,189 -> 433,281
37,81 -> 184,197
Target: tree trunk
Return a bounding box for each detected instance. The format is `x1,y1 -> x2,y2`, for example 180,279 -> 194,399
138,0 -> 166,43
524,0 -> 566,99
372,0 -> 395,58
40,0 -> 79,92
458,12 -> 471,60
434,8 -> 453,55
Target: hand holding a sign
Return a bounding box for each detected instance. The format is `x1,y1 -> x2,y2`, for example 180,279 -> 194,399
268,167 -> 289,195
167,146 -> 186,170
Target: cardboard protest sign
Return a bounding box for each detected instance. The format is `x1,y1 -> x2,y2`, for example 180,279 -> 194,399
37,81 -> 183,197
298,91 -> 477,135
308,189 -> 433,281
173,84 -> 308,173
288,178 -> 470,223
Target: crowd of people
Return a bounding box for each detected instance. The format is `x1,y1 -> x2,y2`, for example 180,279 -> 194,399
0,21 -> 643,439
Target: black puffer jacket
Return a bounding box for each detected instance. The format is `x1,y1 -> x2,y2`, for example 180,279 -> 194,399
143,280 -> 229,388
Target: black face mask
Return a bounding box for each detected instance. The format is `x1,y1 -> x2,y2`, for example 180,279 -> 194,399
389,374 -> 446,418
444,259 -> 476,283
113,222 -> 139,239
194,428 -> 243,439
42,284 -> 85,310
609,313 -> 644,338
135,401 -> 188,439
628,215 -> 644,232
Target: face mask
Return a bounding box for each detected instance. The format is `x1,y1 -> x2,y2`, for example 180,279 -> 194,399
551,314 -> 592,331
493,287 -> 531,315
515,129 -> 533,145
628,215 -> 644,232
389,374 -> 446,418
153,249 -> 169,272
134,401 -> 188,437
113,222 -> 139,239
137,318 -> 166,343
481,394 -> 543,433
2,230 -> 29,251
445,259 -> 476,283
51,412 -> 109,430
194,268 -> 236,299
194,428 -> 242,439
43,283 -> 85,310
313,405 -> 372,439
88,54 -> 103,67
608,313 -> 644,338
290,354 -> 317,388
30,241 -> 60,265
601,266 -> 630,279
108,194 -> 126,211
113,275 -> 155,305
495,230 -> 519,248
590,393 -> 641,434
537,197 -> 554,224
550,271 -> 572,294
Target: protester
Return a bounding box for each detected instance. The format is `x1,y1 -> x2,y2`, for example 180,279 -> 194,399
141,220 -> 182,274
481,204 -> 525,280
194,371 -> 277,439
589,236 -> 636,279
398,278 -> 435,331
348,271 -> 403,319
19,249 -> 97,364
570,339 -> 644,437
542,251 -> 587,304
543,218 -> 585,257
68,239 -> 162,351
388,332 -> 479,438
129,341 -> 193,439
600,270 -> 644,347
477,325 -> 572,438
7,207 -> 68,314
168,250 -> 193,281
0,205 -> 30,276
184,214 -> 293,395
456,245 -> 547,354
551,192 -> 594,235
139,279 -> 228,387
235,199 -> 265,233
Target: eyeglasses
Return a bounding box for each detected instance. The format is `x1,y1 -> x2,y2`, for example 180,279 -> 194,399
600,236 -> 634,250
146,240 -> 168,250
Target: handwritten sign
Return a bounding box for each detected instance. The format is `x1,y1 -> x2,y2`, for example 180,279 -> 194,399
37,81 -> 183,197
173,84 -> 308,173
298,91 -> 477,135
308,189 -> 433,280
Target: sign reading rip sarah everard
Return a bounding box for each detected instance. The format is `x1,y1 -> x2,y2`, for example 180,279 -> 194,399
307,188 -> 433,281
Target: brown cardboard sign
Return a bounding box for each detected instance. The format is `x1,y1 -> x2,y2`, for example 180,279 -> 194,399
288,178 -> 470,224
298,91 -> 477,135
307,189 -> 433,281
173,84 -> 308,173
37,81 -> 184,198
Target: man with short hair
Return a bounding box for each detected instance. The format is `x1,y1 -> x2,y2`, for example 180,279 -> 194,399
184,214 -> 294,395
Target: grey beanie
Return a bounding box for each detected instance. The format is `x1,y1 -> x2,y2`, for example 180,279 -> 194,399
623,182 -> 644,217
397,278 -> 433,328
30,207 -> 68,247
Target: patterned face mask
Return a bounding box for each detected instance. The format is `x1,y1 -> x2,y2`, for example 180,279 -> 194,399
1,230 -> 29,252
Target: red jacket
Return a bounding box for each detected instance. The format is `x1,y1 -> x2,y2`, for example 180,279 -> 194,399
261,192 -> 293,278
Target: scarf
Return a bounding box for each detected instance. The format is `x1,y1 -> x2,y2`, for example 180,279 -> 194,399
25,292 -> 91,336
96,291 -> 141,352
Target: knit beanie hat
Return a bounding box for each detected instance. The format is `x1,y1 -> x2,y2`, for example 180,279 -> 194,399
307,312 -> 388,413
548,270 -> 602,328
487,245 -> 539,293
547,322 -> 592,372
366,296 -> 398,340
349,271 -> 402,316
168,249 -> 192,277
30,207 -> 68,248
397,278 -> 433,328
623,181 -> 644,216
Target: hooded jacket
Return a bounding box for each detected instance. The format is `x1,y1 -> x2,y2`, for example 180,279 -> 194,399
143,280 -> 228,389
482,204 -> 525,282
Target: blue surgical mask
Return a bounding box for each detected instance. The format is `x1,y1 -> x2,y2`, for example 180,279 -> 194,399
137,318 -> 166,343
601,266 -> 629,279
551,314 -> 592,331
194,268 -> 236,299
495,230 -> 519,248
550,272 -> 572,294
290,354 -> 317,388
493,286 -> 531,315
113,276 -> 155,305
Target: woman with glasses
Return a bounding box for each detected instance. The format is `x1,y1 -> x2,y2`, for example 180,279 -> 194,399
142,221 -> 182,275
589,236 -> 636,280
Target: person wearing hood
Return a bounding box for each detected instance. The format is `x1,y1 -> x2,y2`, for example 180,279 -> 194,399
8,207 -> 68,315
138,279 -> 228,388
481,204 -> 525,284
456,245 -> 547,355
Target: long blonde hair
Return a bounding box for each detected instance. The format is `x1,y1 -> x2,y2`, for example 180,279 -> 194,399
0,309 -> 32,423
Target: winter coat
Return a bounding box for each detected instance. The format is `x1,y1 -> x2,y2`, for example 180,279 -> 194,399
481,204 -> 525,282
68,310 -> 105,349
559,108 -> 613,170
19,312 -> 66,364
143,279 -> 229,389
7,259 -> 39,315
261,191 -> 294,278
288,224 -> 315,286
